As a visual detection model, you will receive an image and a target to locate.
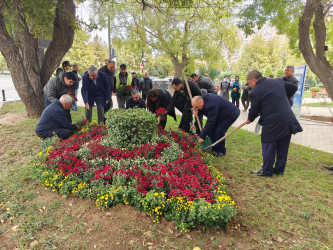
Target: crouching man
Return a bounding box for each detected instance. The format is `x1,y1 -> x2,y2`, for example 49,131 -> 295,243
192,94 -> 240,157
35,94 -> 81,140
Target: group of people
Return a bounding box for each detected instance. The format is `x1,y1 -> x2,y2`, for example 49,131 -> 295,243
36,61 -> 303,177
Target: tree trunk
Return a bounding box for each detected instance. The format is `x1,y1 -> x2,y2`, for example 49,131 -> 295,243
0,0 -> 75,118
299,0 -> 333,101
172,58 -> 188,79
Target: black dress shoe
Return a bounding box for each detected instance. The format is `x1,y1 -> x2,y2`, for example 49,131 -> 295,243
250,169 -> 263,174
324,166 -> 333,171
273,171 -> 284,176
215,152 -> 226,157
255,171 -> 272,177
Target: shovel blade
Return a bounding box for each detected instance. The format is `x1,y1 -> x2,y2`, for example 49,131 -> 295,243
202,137 -> 212,153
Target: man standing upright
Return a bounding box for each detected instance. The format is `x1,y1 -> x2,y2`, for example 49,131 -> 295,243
131,72 -> 140,90
246,70 -> 303,177
99,60 -> 116,112
115,64 -> 132,109
220,76 -> 230,100
190,73 -> 217,94
55,61 -> 71,77
139,71 -> 153,100
282,66 -> 299,106
81,65 -> 110,124
71,64 -> 81,111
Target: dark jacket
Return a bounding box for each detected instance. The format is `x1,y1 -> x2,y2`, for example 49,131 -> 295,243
241,83 -> 252,102
149,89 -> 176,120
98,65 -> 115,92
81,71 -> 111,108
126,98 -> 146,109
72,70 -> 80,90
139,77 -> 153,95
167,80 -> 202,114
248,77 -> 303,143
43,72 -> 76,103
199,94 -> 240,139
283,75 -> 299,103
132,77 -> 140,90
197,76 -> 217,94
35,101 -> 76,135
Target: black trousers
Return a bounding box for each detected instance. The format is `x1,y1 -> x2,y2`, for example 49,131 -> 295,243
261,134 -> 292,175
232,97 -> 239,108
37,128 -> 72,140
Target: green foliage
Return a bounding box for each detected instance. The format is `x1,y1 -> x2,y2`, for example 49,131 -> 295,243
317,83 -> 324,88
105,108 -> 157,148
63,29 -> 108,72
263,66 -> 273,77
207,68 -> 221,80
309,86 -> 320,92
275,69 -> 284,78
0,54 -> 8,72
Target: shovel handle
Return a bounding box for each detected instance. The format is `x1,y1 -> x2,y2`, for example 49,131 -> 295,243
210,121 -> 248,148
184,75 -> 203,131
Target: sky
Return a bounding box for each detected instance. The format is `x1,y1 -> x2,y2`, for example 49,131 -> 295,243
77,0 -> 109,44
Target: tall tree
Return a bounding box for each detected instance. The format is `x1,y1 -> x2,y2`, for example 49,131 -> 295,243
239,0 -> 333,100
90,0 -> 238,78
0,0 -> 76,117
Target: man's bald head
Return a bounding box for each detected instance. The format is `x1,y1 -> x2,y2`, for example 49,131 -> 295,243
192,96 -> 205,110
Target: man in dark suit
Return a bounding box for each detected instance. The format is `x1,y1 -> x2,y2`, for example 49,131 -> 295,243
246,70 -> 303,177
167,78 -> 202,134
192,94 -> 240,156
81,65 -> 110,124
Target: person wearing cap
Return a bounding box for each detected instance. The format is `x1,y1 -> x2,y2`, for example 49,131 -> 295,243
131,72 -> 140,91
99,60 -> 116,112
43,71 -> 77,107
81,65 -> 110,124
115,64 -> 132,109
139,71 -> 153,100
282,66 -> 299,106
55,61 -> 71,77
35,94 -> 81,140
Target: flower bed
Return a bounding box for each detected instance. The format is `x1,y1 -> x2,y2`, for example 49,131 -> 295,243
32,122 -> 236,231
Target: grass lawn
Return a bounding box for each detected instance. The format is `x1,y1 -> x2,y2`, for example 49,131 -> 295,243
0,102 -> 332,249
302,102 -> 333,108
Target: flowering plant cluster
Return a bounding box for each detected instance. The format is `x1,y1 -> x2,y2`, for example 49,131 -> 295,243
116,85 -> 133,96
156,107 -> 167,117
67,89 -> 78,102
32,122 -> 236,231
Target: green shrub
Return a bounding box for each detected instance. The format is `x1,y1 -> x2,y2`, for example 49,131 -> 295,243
105,108 -> 158,148
317,83 -> 324,88
309,86 -> 320,92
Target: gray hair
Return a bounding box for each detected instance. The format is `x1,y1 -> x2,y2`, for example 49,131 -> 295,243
131,90 -> 140,96
59,94 -> 73,104
107,60 -> 116,65
246,70 -> 262,81
88,65 -> 98,74
286,65 -> 294,71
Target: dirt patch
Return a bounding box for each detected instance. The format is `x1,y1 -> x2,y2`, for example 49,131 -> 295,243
300,115 -> 332,123
0,112 -> 27,124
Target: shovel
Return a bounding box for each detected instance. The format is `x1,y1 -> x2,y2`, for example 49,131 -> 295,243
203,121 -> 247,152
183,76 -> 212,152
